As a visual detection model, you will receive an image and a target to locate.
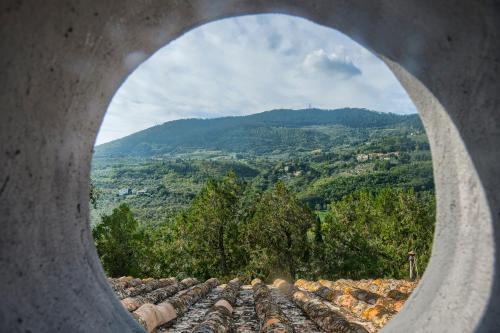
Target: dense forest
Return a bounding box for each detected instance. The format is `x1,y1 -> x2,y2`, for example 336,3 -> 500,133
91,108 -> 435,282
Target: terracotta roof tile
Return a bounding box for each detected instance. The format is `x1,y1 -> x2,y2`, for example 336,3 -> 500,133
108,277 -> 415,332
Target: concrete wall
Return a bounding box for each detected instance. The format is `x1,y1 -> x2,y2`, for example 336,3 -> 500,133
0,1 -> 499,332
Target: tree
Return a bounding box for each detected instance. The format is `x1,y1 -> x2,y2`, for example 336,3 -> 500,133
89,180 -> 101,209
322,187 -> 435,279
245,181 -> 314,280
92,204 -> 145,277
175,172 -> 245,279
309,215 -> 325,278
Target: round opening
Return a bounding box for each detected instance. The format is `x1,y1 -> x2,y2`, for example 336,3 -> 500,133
1,2 -> 497,333
92,14 -> 435,332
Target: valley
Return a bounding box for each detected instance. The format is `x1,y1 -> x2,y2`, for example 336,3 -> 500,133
91,108 -> 433,225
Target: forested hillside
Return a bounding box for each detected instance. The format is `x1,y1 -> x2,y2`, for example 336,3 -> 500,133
94,108 -> 423,157
92,108 -> 431,222
91,108 -> 435,282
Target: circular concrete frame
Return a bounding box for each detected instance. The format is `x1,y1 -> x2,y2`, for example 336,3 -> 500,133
1,1 -> 499,332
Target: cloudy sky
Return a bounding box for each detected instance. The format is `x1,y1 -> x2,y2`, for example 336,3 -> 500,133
96,14 -> 416,145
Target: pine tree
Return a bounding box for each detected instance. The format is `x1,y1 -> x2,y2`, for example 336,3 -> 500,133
245,181 -> 313,280
92,204 -> 145,277
176,172 -> 244,279
322,188 -> 435,279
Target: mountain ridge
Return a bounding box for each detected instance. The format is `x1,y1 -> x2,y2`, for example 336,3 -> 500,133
95,108 -> 421,158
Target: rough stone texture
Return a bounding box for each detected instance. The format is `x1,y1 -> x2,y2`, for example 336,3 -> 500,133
0,1 -> 499,332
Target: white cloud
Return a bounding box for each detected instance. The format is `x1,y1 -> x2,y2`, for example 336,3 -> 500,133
302,49 -> 361,79
96,14 -> 416,145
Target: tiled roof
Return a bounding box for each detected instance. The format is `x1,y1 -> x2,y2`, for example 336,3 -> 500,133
108,276 -> 417,333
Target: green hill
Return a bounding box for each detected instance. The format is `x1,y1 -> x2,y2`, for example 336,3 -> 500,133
91,108 -> 431,224
91,108 -> 435,282
94,108 -> 422,158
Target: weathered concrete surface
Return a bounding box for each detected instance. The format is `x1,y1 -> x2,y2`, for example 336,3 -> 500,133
0,1 -> 499,332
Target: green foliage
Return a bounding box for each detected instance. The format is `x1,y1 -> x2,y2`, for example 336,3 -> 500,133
94,108 -> 422,158
89,180 -> 101,209
299,161 -> 434,207
92,204 -> 145,277
92,176 -> 435,283
90,108 -> 436,281
321,188 -> 435,279
244,182 -> 314,280
91,108 -> 430,224
174,172 -> 245,280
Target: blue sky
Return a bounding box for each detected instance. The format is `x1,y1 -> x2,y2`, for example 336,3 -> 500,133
96,14 -> 416,145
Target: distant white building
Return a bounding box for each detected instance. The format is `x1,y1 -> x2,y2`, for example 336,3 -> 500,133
118,188 -> 132,196
356,154 -> 369,162
356,151 -> 400,162
136,189 -> 148,196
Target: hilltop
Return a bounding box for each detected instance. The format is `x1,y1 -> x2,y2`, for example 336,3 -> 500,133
94,108 -> 422,158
